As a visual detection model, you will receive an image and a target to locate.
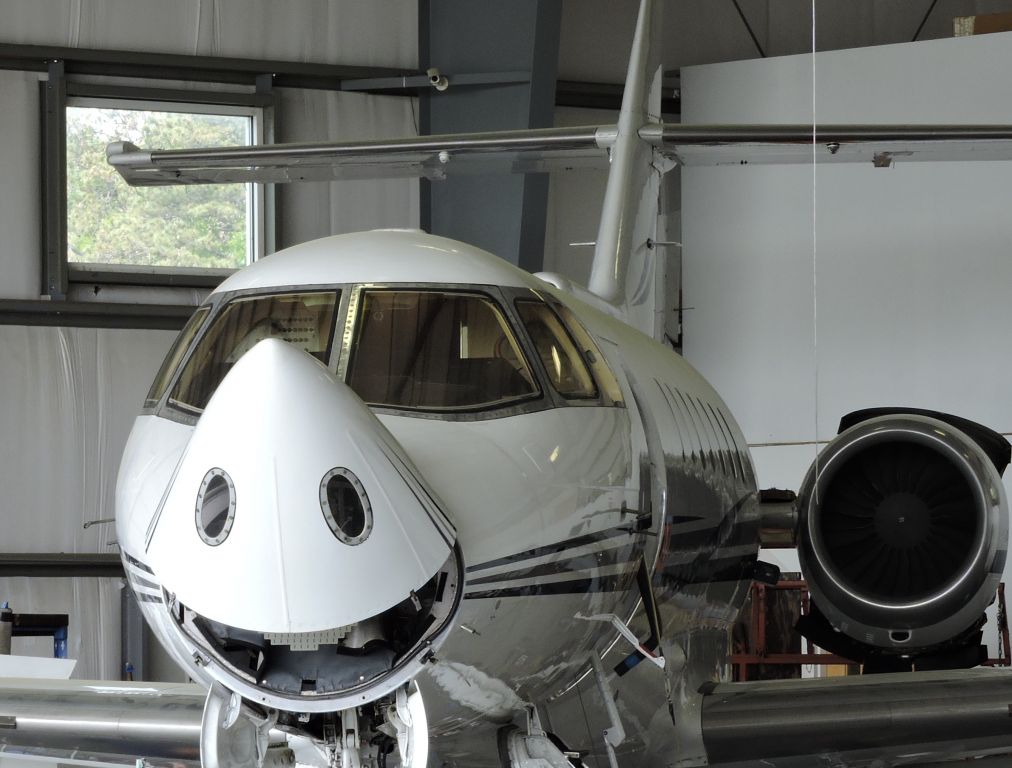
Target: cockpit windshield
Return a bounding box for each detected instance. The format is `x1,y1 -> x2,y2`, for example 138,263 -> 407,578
168,291 -> 339,413
347,290 -> 538,411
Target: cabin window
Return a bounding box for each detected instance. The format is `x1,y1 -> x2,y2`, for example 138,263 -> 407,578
347,290 -> 538,411
168,291 -> 339,413
515,300 -> 597,400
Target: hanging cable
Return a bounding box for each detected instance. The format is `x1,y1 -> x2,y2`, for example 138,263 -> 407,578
811,0 -> 821,502
730,0 -> 767,57
912,0 -> 941,42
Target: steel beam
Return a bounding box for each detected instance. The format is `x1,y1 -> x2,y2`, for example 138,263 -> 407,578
0,554 -> 125,579
0,300 -> 193,331
421,0 -> 562,272
40,61 -> 67,300
0,42 -> 411,90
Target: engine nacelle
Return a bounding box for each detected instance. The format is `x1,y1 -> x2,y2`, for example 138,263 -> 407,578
798,411 -> 1009,666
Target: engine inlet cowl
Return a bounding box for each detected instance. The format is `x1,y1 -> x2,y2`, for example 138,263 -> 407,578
798,413 -> 1008,652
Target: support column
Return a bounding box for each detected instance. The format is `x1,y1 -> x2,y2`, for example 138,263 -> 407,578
419,0 -> 561,271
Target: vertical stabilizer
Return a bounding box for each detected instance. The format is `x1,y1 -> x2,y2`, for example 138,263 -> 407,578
587,0 -> 670,339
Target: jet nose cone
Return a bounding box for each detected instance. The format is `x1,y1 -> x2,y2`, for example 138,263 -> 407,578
146,339 -> 456,633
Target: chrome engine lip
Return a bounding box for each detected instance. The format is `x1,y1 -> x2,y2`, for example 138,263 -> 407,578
799,415 -> 1006,638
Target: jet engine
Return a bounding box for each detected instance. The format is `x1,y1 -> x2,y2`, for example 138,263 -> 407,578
796,409 -> 1010,670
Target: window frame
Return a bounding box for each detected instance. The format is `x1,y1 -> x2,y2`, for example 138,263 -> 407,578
151,286 -> 342,423
41,72 -> 275,299
509,288 -> 625,409
343,285 -> 545,417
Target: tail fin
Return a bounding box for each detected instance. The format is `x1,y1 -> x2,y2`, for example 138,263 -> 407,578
587,0 -> 672,339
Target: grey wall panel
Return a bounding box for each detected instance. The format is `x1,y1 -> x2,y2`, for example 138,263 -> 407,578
276,88 -> 419,246
0,325 -> 173,677
543,106 -> 614,286
0,325 -> 174,553
0,0 -> 417,68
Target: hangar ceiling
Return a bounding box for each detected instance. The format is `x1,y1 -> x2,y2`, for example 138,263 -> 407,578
559,0 -> 1012,82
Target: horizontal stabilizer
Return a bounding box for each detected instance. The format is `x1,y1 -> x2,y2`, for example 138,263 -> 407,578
107,123 -> 1012,187
106,126 -> 609,186
658,123 -> 1012,166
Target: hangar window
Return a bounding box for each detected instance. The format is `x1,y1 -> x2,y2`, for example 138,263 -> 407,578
347,290 -> 539,412
515,300 -> 597,400
168,291 -> 339,414
41,74 -> 273,299
66,101 -> 261,270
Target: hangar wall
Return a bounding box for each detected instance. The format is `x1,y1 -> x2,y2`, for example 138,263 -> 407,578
680,31 -> 1012,652
0,0 -> 420,679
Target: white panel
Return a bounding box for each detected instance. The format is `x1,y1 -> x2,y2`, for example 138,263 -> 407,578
0,326 -> 174,552
0,326 -> 172,680
0,71 -> 41,300
682,30 -> 1012,123
0,0 -> 417,67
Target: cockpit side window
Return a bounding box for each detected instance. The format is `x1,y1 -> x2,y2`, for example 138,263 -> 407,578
347,290 -> 539,411
553,304 -> 624,406
168,291 -> 339,413
145,305 -> 209,407
515,300 -> 597,400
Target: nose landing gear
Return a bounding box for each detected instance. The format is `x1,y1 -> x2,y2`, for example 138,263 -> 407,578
201,684 -> 291,768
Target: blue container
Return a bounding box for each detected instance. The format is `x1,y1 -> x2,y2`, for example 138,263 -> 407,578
53,626 -> 68,659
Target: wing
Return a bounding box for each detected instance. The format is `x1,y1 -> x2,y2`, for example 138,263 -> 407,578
699,667 -> 1012,767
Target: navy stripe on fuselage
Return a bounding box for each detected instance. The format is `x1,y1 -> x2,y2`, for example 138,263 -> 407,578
466,546 -> 634,587
464,552 -> 756,600
465,526 -> 632,573
135,593 -> 163,603
464,571 -> 633,600
123,551 -> 155,574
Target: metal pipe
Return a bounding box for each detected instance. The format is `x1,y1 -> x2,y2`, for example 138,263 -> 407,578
0,680 -> 205,761
701,669 -> 1012,765
0,553 -> 126,578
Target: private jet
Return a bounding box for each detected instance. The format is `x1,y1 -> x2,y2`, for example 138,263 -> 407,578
5,1 -> 1012,766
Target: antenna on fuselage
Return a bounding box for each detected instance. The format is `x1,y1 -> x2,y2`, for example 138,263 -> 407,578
587,0 -> 670,339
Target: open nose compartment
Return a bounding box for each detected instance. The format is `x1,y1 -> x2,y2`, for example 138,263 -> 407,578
174,544 -> 462,703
